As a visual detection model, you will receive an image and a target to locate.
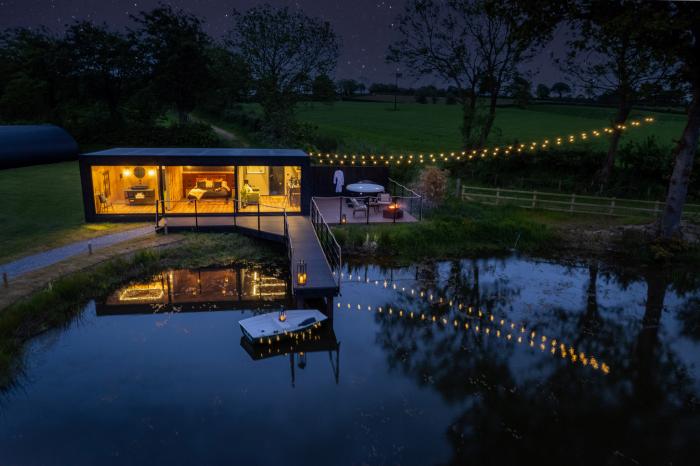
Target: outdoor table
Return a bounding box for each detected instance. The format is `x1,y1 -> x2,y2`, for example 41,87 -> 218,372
345,181 -> 384,207
345,182 -> 384,195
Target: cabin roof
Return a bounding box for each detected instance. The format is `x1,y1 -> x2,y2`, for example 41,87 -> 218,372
82,147 -> 309,158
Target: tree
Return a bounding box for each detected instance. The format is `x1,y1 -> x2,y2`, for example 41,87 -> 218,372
132,5 -> 212,124
312,74 -> 336,104
551,81 -> 571,98
226,5 -> 339,144
199,45 -> 250,115
507,74 -> 531,108
337,79 -> 360,97
536,83 -> 550,99
388,0 -> 485,148
389,0 -> 562,149
658,4 -> 700,239
63,21 -> 142,123
563,0 -> 676,186
0,27 -> 69,123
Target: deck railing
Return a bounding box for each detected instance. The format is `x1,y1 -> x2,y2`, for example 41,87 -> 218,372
388,178 -> 423,221
461,185 -> 700,219
154,196 -> 291,233
310,198 -> 342,286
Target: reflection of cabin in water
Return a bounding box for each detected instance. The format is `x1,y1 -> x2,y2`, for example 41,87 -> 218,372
97,267 -> 289,315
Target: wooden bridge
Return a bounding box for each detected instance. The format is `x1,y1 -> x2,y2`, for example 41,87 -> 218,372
155,200 -> 341,301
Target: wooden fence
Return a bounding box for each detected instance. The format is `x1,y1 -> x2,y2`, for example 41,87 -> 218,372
461,185 -> 700,220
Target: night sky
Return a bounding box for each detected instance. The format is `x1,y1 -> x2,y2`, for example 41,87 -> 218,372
0,0 -> 567,86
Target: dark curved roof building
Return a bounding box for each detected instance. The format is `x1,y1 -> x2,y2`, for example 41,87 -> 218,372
0,125 -> 79,169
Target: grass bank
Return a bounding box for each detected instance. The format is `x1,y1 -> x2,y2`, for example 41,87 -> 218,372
332,201 -> 558,264
0,162 -> 149,263
332,200 -> 700,265
0,233 -> 284,387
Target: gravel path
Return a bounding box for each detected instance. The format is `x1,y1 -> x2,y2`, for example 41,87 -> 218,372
0,226 -> 154,279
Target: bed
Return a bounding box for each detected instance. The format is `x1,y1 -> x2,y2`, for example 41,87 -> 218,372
186,179 -> 232,201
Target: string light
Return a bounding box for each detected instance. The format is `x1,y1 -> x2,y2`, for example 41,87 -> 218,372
337,271 -> 611,374
311,116 -> 656,166
335,299 -> 610,375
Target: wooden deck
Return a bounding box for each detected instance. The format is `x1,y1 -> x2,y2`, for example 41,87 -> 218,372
157,215 -> 339,298
313,197 -> 418,224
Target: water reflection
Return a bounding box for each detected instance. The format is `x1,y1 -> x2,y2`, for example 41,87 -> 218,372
98,266 -> 290,315
343,259 -> 700,464
0,258 -> 699,465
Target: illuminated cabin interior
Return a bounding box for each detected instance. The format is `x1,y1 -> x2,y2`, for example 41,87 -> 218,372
98,268 -> 288,315
80,148 -> 310,221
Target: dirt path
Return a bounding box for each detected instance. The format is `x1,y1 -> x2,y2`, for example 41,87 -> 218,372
0,234 -> 185,311
210,124 -> 238,143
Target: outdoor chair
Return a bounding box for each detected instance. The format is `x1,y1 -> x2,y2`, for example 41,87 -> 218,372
376,192 -> 393,207
350,198 -> 368,218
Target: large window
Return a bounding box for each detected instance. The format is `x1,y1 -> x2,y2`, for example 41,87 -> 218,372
91,165 -> 159,214
162,165 -> 234,214
90,163 -> 301,215
238,165 -> 301,212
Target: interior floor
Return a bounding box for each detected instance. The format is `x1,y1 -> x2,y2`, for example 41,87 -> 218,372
100,196 -> 299,215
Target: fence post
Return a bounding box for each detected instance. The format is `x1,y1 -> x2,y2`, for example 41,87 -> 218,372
419,198 -> 423,221
532,190 -> 537,208
496,188 -> 500,206
570,193 -> 576,212
609,197 -> 616,215
257,202 -> 261,231
558,179 -> 562,191
2,272 -> 7,288
194,199 -> 199,232
455,178 -> 461,197
155,200 -> 159,228
339,196 -> 343,223
88,243 -> 93,255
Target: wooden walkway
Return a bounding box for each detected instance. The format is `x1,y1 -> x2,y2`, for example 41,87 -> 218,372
156,215 -> 339,298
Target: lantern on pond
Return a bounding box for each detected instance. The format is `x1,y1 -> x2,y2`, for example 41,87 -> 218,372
340,213 -> 347,224
296,260 -> 307,286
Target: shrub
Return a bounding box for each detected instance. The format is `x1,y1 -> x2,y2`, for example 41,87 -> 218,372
418,166 -> 449,205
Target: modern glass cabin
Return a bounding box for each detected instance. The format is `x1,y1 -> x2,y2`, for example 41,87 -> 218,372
79,148 -> 311,222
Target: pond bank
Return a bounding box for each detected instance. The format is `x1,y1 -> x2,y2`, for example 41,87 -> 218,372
332,201 -> 700,266
0,233 -> 285,387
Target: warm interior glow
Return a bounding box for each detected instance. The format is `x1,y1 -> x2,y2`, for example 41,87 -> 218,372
148,169 -> 156,177
122,169 -> 131,177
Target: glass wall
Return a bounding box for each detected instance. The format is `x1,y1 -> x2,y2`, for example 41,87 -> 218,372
90,163 -> 300,215
238,165 -> 301,212
90,165 -> 159,214
162,165 -> 234,214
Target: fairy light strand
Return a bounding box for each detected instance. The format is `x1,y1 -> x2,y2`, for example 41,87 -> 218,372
310,116 -> 655,166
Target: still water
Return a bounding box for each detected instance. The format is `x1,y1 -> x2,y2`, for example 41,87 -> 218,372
1,258 -> 699,465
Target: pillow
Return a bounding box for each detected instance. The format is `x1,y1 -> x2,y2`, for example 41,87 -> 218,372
205,180 -> 214,188
213,180 -> 223,189
196,180 -> 207,189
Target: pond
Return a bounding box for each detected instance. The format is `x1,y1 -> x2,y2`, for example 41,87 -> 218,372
1,257 -> 699,465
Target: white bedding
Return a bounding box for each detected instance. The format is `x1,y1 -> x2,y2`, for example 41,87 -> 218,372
187,187 -> 207,200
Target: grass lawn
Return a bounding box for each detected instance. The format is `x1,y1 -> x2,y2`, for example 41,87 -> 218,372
290,101 -> 686,153
0,162 -> 146,263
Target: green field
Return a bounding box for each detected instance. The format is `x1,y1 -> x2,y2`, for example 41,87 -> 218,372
292,101 -> 686,153
0,162 -> 144,263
